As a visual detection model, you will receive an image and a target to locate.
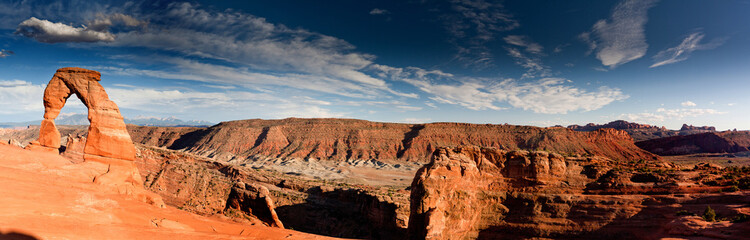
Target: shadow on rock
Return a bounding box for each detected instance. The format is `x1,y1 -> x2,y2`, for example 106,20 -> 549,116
276,187 -> 407,240
0,231 -> 40,240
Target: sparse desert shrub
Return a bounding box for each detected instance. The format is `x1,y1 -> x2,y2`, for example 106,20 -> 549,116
732,214 -> 750,223
703,206 -> 716,222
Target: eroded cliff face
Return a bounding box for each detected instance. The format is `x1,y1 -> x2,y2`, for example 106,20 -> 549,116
127,118 -> 657,163
408,146 -> 750,240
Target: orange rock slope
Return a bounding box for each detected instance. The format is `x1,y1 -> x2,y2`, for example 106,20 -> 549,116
0,144 -> 343,240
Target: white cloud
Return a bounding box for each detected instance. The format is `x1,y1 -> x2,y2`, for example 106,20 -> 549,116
681,101 -> 696,107
425,102 -> 437,108
87,13 -> 147,31
369,8 -> 390,15
581,0 -> 658,68
650,32 -> 725,68
105,86 -> 346,119
503,35 -> 543,54
620,107 -> 725,123
15,17 -> 115,43
438,0 -> 519,67
505,47 -> 550,79
0,80 -> 45,114
380,67 -> 628,114
396,105 -> 423,111
0,49 -> 13,58
96,3 -> 414,100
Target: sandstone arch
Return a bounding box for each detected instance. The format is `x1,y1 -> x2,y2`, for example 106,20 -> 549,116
35,67 -> 135,161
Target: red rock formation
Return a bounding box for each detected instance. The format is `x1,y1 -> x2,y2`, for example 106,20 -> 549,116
140,118 -> 656,163
636,132 -> 750,155
568,120 -> 662,131
61,134 -> 86,163
567,120 -> 678,141
408,146 -> 750,239
36,67 -> 135,162
30,67 -> 165,208
225,182 -> 285,228
680,124 -> 717,132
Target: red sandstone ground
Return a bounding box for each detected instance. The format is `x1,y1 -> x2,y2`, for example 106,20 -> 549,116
0,144 -> 343,240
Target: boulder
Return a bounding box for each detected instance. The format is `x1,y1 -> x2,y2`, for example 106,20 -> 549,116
225,182 -> 284,228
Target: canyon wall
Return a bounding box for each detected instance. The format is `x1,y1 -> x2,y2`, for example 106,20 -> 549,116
408,146 -> 750,239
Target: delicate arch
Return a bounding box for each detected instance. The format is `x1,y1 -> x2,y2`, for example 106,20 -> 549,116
37,67 -> 135,161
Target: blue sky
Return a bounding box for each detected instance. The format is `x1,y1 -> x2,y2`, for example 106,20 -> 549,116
0,0 -> 748,130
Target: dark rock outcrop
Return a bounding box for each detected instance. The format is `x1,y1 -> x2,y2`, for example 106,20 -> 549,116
636,132 -> 750,155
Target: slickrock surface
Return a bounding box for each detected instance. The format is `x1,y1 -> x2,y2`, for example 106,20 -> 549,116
0,144 -> 342,240
36,67 -> 135,161
637,131 -> 750,155
408,146 -> 750,239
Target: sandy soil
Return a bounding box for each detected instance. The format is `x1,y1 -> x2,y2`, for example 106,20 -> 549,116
0,144 -> 345,240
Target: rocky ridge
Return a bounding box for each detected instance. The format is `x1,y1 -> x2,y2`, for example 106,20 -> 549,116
567,120 -> 720,142
128,118 -> 658,164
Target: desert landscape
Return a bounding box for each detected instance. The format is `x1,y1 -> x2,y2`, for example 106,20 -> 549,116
1,1 -> 749,240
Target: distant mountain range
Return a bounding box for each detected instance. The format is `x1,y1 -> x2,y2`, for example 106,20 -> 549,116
0,114 -> 213,128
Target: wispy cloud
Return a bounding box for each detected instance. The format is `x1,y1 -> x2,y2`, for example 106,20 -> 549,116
681,100 -> 697,107
620,107 -> 725,122
376,65 -> 628,114
8,1 -> 628,119
503,35 -> 549,78
369,8 -> 390,15
436,0 -> 519,68
581,0 -> 658,68
650,32 -> 725,68
106,86 -> 346,119
0,49 -> 13,58
503,35 -> 543,54
505,47 -> 550,79
14,13 -> 145,43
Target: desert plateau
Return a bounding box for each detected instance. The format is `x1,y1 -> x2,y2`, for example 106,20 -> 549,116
1,1 -> 749,240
